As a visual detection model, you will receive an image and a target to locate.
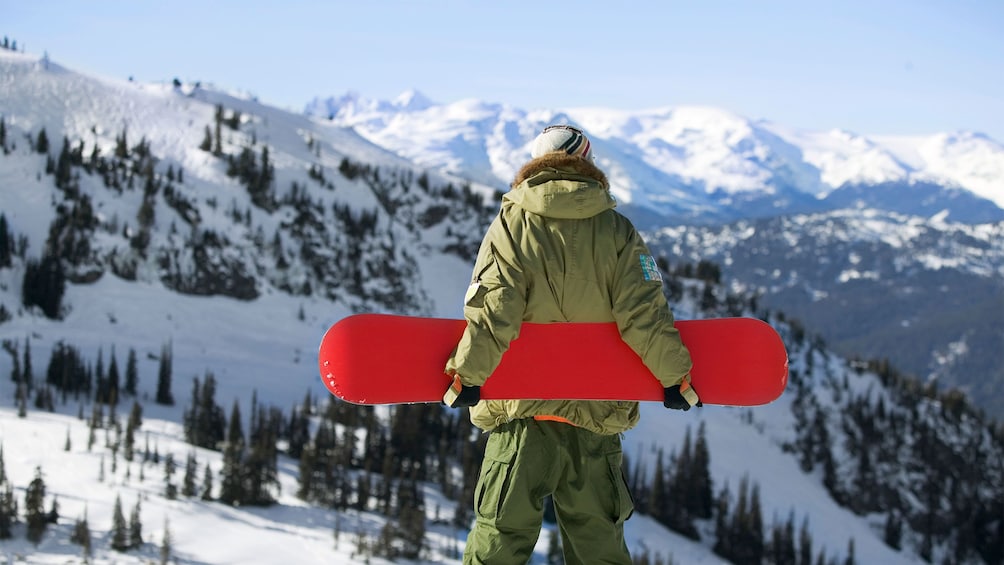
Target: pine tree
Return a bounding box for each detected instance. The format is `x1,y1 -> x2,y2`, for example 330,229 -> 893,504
22,253 -> 66,319
0,214 -> 11,268
36,127 -> 49,154
124,401 -> 142,461
691,422 -> 713,519
244,405 -> 279,506
397,503 -> 426,559
798,516 -> 814,565
199,125 -> 213,152
286,391 -> 311,459
124,348 -> 139,396
128,497 -> 143,549
883,512 -> 902,551
844,538 -> 856,565
70,507 -> 92,558
0,446 -> 14,540
24,466 -> 47,544
111,494 -> 129,551
160,517 -> 173,564
164,453 -> 177,500
219,401 -> 245,505
184,372 -> 225,450
213,105 -> 224,156
155,342 -> 174,405
115,127 -> 129,158
770,511 -> 797,565
182,452 -> 198,497
649,449 -> 667,524
107,346 -> 121,406
201,463 -> 215,501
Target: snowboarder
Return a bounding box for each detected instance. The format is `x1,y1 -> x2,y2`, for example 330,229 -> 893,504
443,124 -> 700,564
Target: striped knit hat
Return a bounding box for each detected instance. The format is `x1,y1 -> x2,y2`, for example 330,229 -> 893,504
531,125 -> 593,160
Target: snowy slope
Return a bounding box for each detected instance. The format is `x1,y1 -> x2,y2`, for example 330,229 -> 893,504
1,48 -> 998,564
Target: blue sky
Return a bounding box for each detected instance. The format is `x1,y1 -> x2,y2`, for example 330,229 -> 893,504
6,0 -> 1004,141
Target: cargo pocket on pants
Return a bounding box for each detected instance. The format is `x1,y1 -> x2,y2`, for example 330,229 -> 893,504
607,454 -> 634,524
475,431 -> 517,523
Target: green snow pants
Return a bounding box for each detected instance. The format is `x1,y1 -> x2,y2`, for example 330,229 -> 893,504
463,418 -> 634,565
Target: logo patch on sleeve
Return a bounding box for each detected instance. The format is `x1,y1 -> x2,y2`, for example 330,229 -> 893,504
639,254 -> 662,282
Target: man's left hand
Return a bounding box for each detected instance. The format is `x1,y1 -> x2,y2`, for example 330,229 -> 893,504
443,374 -> 481,408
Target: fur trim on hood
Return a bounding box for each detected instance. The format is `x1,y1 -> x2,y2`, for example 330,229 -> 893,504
512,153 -> 609,190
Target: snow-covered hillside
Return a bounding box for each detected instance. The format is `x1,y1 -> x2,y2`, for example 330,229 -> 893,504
1,47 -> 1002,564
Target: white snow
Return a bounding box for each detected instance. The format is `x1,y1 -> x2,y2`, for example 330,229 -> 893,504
0,47 -> 980,564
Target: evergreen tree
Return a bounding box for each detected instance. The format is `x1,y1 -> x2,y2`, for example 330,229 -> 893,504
36,127 -> 49,154
22,338 -> 33,389
0,446 -> 14,540
883,512 -> 902,550
124,401 -> 142,461
70,507 -> 92,559
164,453 -> 178,500
286,391 -> 311,459
0,214 -> 11,268
182,452 -> 198,497
183,372 -> 225,450
124,347 -> 139,396
219,400 -> 246,505
213,105 -> 224,156
22,253 -> 65,319
201,463 -> 215,501
24,466 -> 47,544
128,497 -> 143,549
115,127 -> 129,158
798,516 -> 814,565
649,449 -> 668,524
397,503 -> 426,560
107,346 -> 121,406
770,511 -> 797,565
844,538 -> 856,565
160,517 -> 173,565
199,125 -> 213,152
155,342 -> 174,405
243,403 -> 279,506
110,494 -> 129,551
690,422 -> 713,519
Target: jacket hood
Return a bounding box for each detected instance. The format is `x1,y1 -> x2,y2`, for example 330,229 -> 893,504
505,154 -> 615,220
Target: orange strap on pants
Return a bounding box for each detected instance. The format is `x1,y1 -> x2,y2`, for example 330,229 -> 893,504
533,414 -> 576,426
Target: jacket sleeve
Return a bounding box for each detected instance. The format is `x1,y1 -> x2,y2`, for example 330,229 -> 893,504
445,215 -> 527,386
610,224 -> 693,387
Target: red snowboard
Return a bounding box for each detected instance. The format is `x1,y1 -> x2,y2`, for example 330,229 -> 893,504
318,314 -> 788,406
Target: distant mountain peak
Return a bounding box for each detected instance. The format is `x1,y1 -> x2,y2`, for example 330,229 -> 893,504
392,89 -> 435,111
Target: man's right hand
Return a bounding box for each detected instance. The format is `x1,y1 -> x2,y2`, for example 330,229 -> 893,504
664,379 -> 701,411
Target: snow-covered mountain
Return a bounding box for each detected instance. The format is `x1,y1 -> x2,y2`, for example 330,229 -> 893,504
306,91 -> 1004,225
305,90 -> 1004,417
1,47 -> 1002,565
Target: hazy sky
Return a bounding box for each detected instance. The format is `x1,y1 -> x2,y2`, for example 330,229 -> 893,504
6,0 -> 1004,141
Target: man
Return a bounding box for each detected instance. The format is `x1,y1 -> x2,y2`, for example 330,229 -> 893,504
443,125 -> 699,564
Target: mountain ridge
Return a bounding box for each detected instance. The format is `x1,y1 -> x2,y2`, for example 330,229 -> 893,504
305,89 -> 1004,224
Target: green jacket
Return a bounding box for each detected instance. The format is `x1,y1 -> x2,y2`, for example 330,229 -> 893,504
446,153 -> 693,434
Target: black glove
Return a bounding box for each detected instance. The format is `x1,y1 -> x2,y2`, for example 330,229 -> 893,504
443,375 -> 480,408
664,381 -> 702,411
